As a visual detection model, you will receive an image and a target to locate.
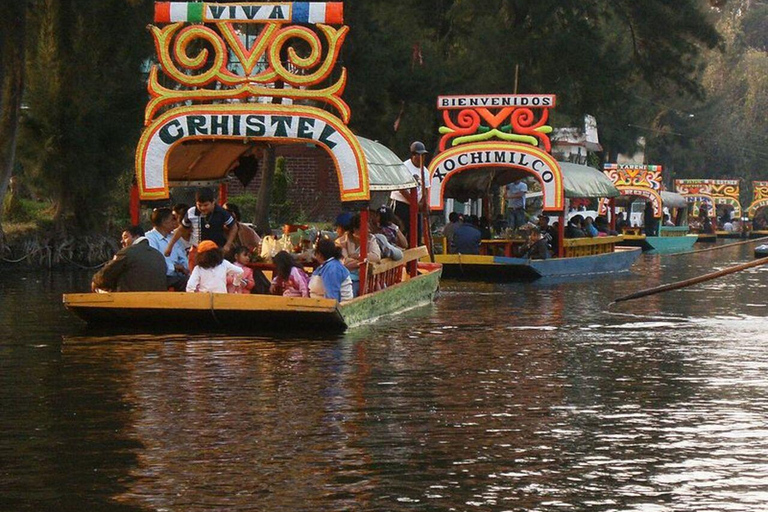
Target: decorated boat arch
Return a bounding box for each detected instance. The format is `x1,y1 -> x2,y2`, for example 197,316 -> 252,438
675,179 -> 717,242
748,181 -> 768,237
135,1 -> 369,204
601,164 -> 697,253
748,181 -> 768,220
709,179 -> 742,218
425,94 -> 640,280
64,2 -> 441,332
674,179 -> 716,218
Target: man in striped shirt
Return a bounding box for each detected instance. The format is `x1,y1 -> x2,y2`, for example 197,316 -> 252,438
165,188 -> 238,270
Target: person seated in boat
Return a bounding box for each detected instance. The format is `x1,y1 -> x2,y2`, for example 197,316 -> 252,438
226,246 -> 255,294
615,212 -> 628,232
583,216 -> 599,237
369,211 -> 404,261
145,207 -> 189,291
336,213 -> 382,296
595,215 -> 618,236
186,240 -> 244,293
700,214 -> 714,234
663,214 -> 676,227
521,227 -> 550,260
269,250 -> 310,297
166,188 -> 238,270
375,205 -> 409,249
477,215 -> 492,239
91,225 -> 168,293
310,239 -> 354,302
334,211 -> 353,240
451,215 -> 482,254
223,202 -> 261,256
565,215 -> 587,238
536,216 -> 559,254
442,212 -> 460,253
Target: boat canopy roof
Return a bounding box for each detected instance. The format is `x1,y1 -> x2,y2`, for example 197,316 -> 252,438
559,162 -> 620,199
358,136 -> 417,191
163,136 -> 413,193
660,191 -> 687,209
428,160 -> 618,202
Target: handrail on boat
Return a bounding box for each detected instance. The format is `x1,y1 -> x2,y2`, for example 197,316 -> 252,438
362,246 -> 430,295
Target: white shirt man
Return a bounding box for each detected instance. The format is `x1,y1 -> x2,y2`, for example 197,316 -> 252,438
390,141 -> 430,239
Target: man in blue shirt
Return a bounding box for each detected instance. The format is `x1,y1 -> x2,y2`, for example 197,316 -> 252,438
505,179 -> 528,230
146,207 -> 189,291
451,216 -> 482,255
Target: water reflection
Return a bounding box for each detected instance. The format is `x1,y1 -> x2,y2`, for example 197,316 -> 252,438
1,244 -> 767,511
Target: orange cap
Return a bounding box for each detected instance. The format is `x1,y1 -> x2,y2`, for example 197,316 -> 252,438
197,240 -> 218,253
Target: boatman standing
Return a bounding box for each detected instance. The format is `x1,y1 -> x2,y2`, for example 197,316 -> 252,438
505,178 -> 528,231
390,141 -> 430,243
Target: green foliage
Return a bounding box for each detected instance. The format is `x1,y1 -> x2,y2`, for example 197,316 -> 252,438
227,192 -> 259,221
3,197 -> 54,224
18,0 -> 153,233
270,156 -> 294,224
343,0 -> 721,160
645,2 -> 768,184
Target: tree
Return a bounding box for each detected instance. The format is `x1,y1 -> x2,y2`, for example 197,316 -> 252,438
0,1 -> 28,247
18,0 -> 153,233
343,0 -> 721,161
645,0 -> 768,183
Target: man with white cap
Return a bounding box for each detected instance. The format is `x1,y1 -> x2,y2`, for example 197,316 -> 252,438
390,141 -> 430,242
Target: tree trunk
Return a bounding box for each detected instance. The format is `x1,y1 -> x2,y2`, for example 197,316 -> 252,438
0,2 -> 27,247
254,145 -> 276,234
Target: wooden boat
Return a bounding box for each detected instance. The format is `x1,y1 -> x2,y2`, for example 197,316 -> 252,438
711,179 -> 745,239
64,1 -> 441,332
423,94 -> 641,280
64,250 -> 439,332
601,166 -> 698,254
674,179 -> 718,243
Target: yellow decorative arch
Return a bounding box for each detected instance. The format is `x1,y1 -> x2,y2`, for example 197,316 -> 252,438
136,103 -> 369,202
748,199 -> 768,219
616,187 -> 663,218
427,142 -> 564,212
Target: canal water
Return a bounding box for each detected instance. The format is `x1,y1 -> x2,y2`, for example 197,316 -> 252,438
1,244 -> 767,511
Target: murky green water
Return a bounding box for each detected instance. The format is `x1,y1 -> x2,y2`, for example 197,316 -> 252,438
1,244 -> 767,511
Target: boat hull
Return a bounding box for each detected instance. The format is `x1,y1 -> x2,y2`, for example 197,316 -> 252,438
696,233 -> 717,243
434,247 -> 641,281
644,235 -> 698,253
63,266 -> 442,333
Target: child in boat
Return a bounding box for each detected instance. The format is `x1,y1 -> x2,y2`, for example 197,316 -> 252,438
269,251 -> 310,297
227,246 -> 255,294
310,239 -> 353,302
186,240 -> 244,293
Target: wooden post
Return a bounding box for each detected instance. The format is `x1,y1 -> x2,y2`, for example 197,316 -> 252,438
130,181 -> 140,226
409,188 -> 418,277
418,154 -> 436,262
609,198 -> 616,231
219,182 -> 228,205
558,213 -> 565,258
359,208 -> 369,295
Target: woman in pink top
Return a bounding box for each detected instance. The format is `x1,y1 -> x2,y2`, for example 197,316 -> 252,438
227,246 -> 255,294
269,251 -> 310,297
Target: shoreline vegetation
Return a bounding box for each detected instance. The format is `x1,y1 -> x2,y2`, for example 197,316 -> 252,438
1,192 -> 123,268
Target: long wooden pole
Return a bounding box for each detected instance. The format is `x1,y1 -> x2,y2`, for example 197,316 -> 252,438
665,235 -> 768,257
612,256 -> 768,305
419,154 -> 435,263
